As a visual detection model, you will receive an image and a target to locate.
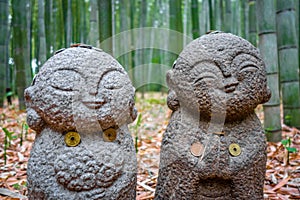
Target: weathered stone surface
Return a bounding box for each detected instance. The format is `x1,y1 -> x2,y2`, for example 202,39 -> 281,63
155,32 -> 271,199
25,45 -> 137,200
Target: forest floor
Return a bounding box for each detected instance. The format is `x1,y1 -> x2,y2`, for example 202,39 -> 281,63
0,92 -> 300,200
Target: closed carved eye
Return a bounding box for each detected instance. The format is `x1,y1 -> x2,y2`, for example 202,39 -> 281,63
194,74 -> 217,86
50,70 -> 82,91
237,64 -> 258,80
101,70 -> 125,90
239,64 -> 258,73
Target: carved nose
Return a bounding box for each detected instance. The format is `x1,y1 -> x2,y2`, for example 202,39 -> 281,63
82,86 -> 105,109
224,78 -> 239,93
89,87 -> 98,95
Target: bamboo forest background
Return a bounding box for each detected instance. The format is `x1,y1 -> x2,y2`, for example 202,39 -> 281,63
0,0 -> 299,142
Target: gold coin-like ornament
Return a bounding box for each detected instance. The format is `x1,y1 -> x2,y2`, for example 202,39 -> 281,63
229,143 -> 241,157
190,142 -> 204,157
64,131 -> 81,147
103,128 -> 117,142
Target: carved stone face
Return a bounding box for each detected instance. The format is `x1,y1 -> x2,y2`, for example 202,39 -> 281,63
25,47 -> 137,132
167,33 -> 271,122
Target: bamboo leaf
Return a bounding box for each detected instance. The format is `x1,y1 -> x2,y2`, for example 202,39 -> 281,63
281,139 -> 289,146
286,147 -> 297,153
136,114 -> 142,128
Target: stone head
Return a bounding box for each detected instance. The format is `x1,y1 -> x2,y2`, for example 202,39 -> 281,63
25,46 -> 137,133
167,32 -> 271,122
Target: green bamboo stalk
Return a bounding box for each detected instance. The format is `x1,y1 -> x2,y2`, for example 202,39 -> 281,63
78,0 -> 88,43
12,0 -> 32,110
81,1 -> 88,43
45,0 -> 53,58
88,0 -> 99,47
119,0 -> 132,72
223,0 -> 231,32
191,0 -> 200,38
169,0 -> 183,59
276,0 -> 300,128
200,0 -> 209,35
208,0 -> 215,30
71,0 -> 78,43
55,0 -> 65,48
158,0 -> 169,93
232,0 -> 237,33
256,0 -> 282,142
295,0 -> 299,69
38,0 -> 47,67
146,0 -> 156,91
0,0 -> 9,107
98,0 -> 112,54
129,0 -> 136,84
239,0 -> 246,38
183,0 -> 192,46
64,0 -> 72,46
26,0 -> 33,83
248,0 -> 257,46
31,0 -> 39,73
215,0 -> 223,31
135,0 -> 147,96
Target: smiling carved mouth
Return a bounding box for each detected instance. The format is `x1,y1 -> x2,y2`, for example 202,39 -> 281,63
82,101 -> 105,109
224,83 -> 238,93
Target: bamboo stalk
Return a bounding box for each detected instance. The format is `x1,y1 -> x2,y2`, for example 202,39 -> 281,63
12,0 -> 32,110
248,0 -> 257,46
191,0 -> 200,38
98,0 -> 112,54
223,0 -> 231,33
276,0 -> 300,128
256,0 -> 282,141
0,0 -> 9,107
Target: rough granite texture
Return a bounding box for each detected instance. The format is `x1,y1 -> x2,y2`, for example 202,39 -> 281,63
155,32 -> 271,200
25,45 -> 137,200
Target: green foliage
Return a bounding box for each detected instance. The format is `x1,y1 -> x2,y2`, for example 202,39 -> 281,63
12,181 -> 27,191
12,183 -> 21,190
23,122 -> 29,139
145,98 -> 166,105
284,115 -> 292,126
265,127 -> 272,135
2,127 -> 14,165
281,138 -> 297,153
3,127 -> 14,143
281,137 -> 297,165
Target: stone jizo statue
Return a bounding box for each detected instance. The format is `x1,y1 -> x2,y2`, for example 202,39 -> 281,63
25,45 -> 137,199
155,32 -> 271,199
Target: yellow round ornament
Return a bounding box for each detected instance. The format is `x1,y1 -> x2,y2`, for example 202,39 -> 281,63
103,128 -> 117,142
229,143 -> 241,157
64,131 -> 81,147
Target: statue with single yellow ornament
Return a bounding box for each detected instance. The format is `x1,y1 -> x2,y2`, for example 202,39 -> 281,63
25,44 -> 137,199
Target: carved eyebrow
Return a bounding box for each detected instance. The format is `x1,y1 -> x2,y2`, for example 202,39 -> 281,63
193,60 -> 221,69
100,68 -> 124,81
96,68 -> 126,89
232,52 -> 261,65
53,68 -> 81,74
233,51 -> 260,60
192,60 -> 223,75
